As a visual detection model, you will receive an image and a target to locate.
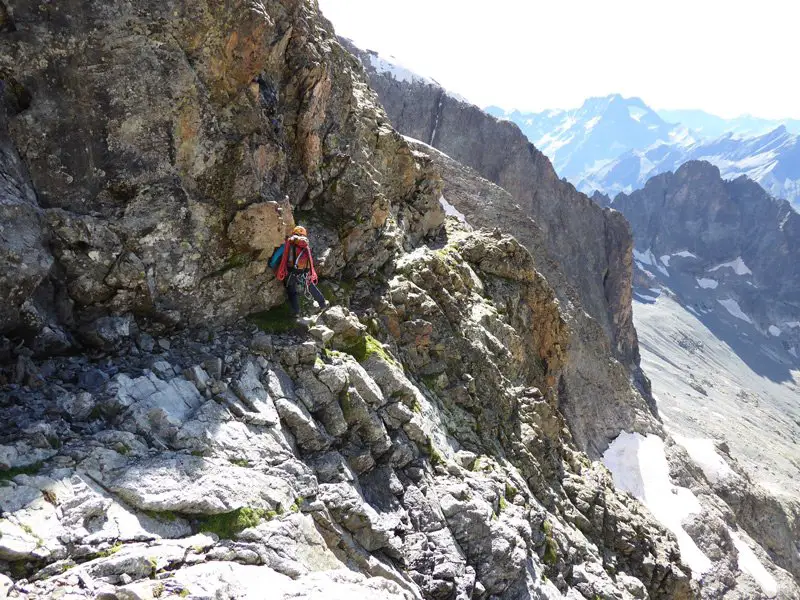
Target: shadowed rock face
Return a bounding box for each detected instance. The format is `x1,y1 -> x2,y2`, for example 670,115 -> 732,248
342,40 -> 640,373
0,103 -> 52,335
611,160 -> 800,357
613,161 -> 800,311
0,0 -> 443,349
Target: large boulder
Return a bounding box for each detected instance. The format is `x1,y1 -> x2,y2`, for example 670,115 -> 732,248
0,104 -> 52,336
228,197 -> 296,257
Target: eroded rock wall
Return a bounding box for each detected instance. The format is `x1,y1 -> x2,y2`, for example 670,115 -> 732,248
343,41 -> 640,373
0,0 -> 443,350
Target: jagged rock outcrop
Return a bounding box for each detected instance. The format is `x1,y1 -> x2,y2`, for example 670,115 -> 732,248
0,228 -> 696,600
342,41 -> 640,374
0,0 -> 443,351
402,140 -> 659,456
610,160 -> 800,340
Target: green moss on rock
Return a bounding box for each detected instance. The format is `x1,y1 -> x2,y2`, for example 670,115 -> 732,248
343,333 -> 398,366
197,507 -> 276,539
249,303 -> 296,334
0,461 -> 45,482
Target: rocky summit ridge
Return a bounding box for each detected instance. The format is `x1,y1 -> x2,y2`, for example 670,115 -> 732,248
0,2 -> 797,600
341,40 -> 800,599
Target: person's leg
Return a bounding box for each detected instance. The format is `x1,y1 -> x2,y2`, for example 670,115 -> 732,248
308,281 -> 327,309
286,273 -> 300,315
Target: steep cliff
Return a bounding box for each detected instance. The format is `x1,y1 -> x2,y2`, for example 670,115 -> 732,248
343,41 -> 640,373
402,139 -> 659,457
0,0 -> 442,353
1,1 -> 797,599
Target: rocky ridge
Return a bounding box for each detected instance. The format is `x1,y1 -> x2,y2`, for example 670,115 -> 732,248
1,228 -> 700,599
341,42 -> 642,378
0,1 -> 797,599
403,142 -> 800,599
608,160 -> 800,359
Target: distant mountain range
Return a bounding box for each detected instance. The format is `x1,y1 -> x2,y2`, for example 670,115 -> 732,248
656,108 -> 800,138
487,96 -> 800,210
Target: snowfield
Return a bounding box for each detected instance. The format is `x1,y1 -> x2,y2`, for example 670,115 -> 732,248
696,278 -> 718,289
602,432 -> 712,578
709,256 -> 753,276
718,298 -> 753,324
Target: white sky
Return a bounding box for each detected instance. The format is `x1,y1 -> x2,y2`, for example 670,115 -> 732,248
317,0 -> 799,119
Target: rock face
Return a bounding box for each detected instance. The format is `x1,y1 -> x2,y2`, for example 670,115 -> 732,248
1,0 -> 795,599
0,0 -> 443,347
227,198 -> 296,258
404,139 -> 659,457
609,160 -> 800,357
0,97 -> 51,336
343,42 -> 641,373
0,234 -> 697,600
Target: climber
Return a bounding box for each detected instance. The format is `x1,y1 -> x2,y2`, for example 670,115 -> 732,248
270,226 -> 327,316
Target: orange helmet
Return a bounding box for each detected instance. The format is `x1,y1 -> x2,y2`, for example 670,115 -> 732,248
292,225 -> 307,236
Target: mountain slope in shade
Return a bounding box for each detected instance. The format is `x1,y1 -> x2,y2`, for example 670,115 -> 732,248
607,160 -> 800,346
610,161 -> 800,584
584,126 -> 800,210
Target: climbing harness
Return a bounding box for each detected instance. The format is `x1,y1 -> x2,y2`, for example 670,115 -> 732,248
294,271 -> 314,300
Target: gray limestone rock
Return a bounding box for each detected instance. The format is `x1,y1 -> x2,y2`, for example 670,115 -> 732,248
106,454 -> 296,514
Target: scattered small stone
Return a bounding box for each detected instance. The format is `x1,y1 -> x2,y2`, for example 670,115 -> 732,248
150,360 -> 175,379
157,338 -> 170,351
250,332 -> 273,355
203,357 -> 223,380
137,333 -> 155,353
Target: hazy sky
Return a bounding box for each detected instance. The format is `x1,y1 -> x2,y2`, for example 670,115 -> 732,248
318,0 -> 799,119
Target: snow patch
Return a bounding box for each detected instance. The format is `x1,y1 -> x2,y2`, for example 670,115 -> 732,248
673,436 -> 736,483
768,326 -> 781,337
584,116 -> 601,131
402,136 -> 452,159
696,278 -> 719,289
785,321 -> 800,329
660,255 -> 671,267
634,248 -> 669,277
718,299 -> 753,324
628,106 -> 647,122
602,432 -> 712,578
728,529 -> 778,597
368,54 -> 435,86
673,250 -> 698,258
439,196 -> 470,226
633,248 -> 655,266
635,292 -> 660,302
709,257 -> 752,276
